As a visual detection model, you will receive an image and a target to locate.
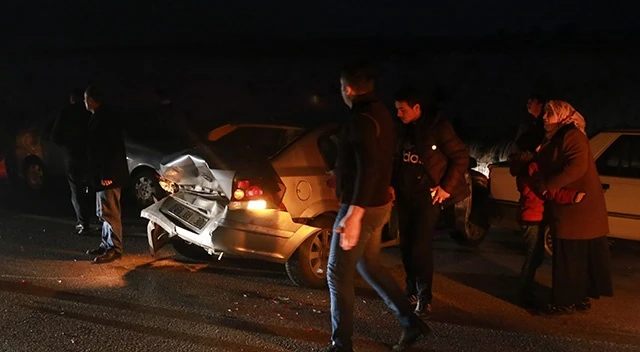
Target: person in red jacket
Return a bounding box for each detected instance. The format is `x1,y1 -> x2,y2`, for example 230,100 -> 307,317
509,150 -> 585,306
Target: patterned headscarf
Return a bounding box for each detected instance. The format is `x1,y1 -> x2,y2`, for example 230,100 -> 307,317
543,100 -> 586,135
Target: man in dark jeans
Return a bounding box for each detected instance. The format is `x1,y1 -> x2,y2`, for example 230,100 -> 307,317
51,88 -> 95,235
83,85 -> 130,264
391,85 -> 470,317
326,62 -> 431,352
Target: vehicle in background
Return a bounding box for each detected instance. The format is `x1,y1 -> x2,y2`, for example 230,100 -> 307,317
4,108 -> 195,208
487,129 -> 640,255
142,122 -> 490,289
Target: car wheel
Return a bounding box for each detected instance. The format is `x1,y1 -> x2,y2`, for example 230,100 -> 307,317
450,185 -> 490,247
172,238 -> 213,262
544,226 -> 553,257
23,156 -> 47,192
285,214 -> 335,289
131,168 -> 163,208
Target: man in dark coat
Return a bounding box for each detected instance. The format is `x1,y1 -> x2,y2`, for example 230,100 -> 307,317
391,84 -> 470,317
51,88 -> 95,235
325,62 -> 431,352
83,85 -> 129,264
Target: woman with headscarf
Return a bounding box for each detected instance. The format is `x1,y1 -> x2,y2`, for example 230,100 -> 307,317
533,100 -> 612,314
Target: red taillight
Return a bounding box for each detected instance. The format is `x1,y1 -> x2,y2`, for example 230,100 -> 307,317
232,180 -> 264,201
236,180 -> 251,190
245,185 -> 263,198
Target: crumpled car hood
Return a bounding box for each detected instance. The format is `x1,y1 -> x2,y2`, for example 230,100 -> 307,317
160,154 -> 235,199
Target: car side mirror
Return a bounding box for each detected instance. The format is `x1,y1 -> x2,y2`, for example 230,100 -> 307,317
468,157 -> 478,169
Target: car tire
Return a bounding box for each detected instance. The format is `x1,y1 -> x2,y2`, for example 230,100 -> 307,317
285,214 -> 335,289
131,168 -> 164,208
22,156 -> 47,193
544,225 -> 553,257
172,238 -> 213,262
450,184 -> 490,247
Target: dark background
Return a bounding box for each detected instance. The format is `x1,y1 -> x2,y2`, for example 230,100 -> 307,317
3,0 -> 640,164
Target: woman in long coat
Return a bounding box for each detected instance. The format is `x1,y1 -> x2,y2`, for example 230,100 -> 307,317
535,100 -> 613,314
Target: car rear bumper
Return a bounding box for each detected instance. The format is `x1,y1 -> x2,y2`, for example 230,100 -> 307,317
140,193 -> 320,264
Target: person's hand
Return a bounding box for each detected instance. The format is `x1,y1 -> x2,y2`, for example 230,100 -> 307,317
335,206 -> 364,251
430,185 -> 450,205
389,186 -> 396,202
101,179 -> 113,187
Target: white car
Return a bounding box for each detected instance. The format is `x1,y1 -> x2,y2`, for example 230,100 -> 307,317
487,129 -> 640,254
142,122 -> 489,288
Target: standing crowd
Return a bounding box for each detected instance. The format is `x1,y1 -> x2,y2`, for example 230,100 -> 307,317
49,61 -> 613,351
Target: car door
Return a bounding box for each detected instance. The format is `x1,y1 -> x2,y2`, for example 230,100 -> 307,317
594,134 -> 640,241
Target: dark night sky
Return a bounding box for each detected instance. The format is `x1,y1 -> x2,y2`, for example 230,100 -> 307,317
5,0 -> 640,47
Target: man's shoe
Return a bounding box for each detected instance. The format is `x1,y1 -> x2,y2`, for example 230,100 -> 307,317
414,297 -> 432,318
324,343 -> 353,352
75,224 -> 99,236
93,250 -> 122,264
392,317 -> 433,351
86,247 -> 106,256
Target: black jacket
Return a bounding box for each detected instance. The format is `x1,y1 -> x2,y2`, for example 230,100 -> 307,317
335,92 -> 396,207
51,103 -> 91,170
514,114 -> 546,153
87,106 -> 129,191
393,110 -> 470,207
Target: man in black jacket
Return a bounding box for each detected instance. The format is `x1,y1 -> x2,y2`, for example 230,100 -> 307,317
51,88 -> 95,235
325,62 -> 430,352
391,85 -> 470,317
83,85 -> 129,264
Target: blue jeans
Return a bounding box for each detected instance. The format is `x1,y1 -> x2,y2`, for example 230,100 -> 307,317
327,203 -> 415,350
96,188 -> 123,254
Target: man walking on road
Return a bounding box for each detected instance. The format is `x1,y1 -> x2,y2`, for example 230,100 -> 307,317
325,62 -> 431,352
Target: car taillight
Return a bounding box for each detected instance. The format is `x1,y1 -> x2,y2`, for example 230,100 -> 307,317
232,180 -> 264,201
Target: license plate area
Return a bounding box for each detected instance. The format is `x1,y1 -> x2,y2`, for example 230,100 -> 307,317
160,197 -> 209,231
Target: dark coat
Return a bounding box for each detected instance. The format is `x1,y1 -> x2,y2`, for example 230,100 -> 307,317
335,92 -> 396,207
394,111 -> 470,208
535,124 -> 609,240
87,106 -> 130,191
51,103 -> 91,171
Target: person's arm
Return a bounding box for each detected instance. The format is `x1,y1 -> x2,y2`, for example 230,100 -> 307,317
543,128 -> 590,193
349,114 -> 379,207
436,119 -> 469,194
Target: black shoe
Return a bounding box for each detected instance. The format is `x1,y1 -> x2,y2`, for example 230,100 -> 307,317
93,250 -> 122,264
575,298 -> 591,312
324,343 -> 353,352
540,304 -> 575,316
75,223 -> 98,236
414,297 -> 432,318
518,292 -> 536,308
86,247 -> 106,256
392,317 -> 433,351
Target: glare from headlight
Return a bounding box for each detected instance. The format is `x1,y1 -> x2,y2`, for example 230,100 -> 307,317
247,200 -> 267,210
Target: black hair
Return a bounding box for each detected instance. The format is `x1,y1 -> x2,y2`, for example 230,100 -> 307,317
70,88 -> 84,101
340,60 -> 375,93
84,85 -> 104,104
394,84 -> 423,108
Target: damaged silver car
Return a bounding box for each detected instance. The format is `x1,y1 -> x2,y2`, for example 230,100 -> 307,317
141,123 -> 489,289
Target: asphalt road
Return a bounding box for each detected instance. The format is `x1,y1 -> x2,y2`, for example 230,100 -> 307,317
1,184 -> 640,352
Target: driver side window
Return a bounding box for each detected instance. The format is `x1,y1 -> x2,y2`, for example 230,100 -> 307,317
596,135 -> 640,179
317,130 -> 339,171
